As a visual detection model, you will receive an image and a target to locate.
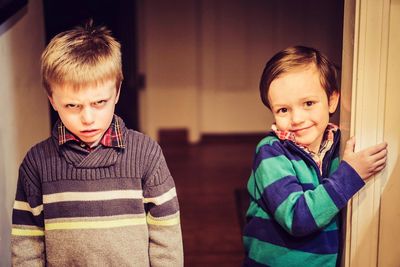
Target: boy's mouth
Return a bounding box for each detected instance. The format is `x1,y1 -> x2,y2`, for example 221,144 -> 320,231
80,129 -> 100,136
292,126 -> 311,134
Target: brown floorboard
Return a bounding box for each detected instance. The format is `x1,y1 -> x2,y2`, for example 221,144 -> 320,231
162,138 -> 261,267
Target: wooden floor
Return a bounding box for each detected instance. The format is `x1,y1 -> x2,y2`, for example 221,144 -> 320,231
162,137 -> 260,267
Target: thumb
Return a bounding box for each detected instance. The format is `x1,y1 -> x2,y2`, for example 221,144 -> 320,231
344,136 -> 355,155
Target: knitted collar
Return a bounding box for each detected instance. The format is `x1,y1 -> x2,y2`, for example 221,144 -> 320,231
52,115 -> 127,168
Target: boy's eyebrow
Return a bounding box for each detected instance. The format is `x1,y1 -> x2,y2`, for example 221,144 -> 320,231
90,95 -> 112,102
299,95 -> 321,102
271,96 -> 320,107
271,103 -> 287,108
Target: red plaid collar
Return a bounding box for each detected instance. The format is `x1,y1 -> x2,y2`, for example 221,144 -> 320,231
271,123 -> 338,144
271,124 -> 297,143
57,115 -> 125,150
271,123 -> 338,173
271,123 -> 338,155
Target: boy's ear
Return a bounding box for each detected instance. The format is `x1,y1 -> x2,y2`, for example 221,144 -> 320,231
328,91 -> 340,113
48,95 -> 57,111
115,84 -> 121,104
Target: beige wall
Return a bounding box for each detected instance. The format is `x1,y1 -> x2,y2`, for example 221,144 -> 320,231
138,0 -> 344,142
0,0 -> 50,265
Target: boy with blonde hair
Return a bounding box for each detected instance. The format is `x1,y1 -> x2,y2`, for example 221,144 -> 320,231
243,46 -> 387,266
11,23 -> 183,266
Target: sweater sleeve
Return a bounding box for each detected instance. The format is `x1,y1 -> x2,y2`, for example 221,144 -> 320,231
11,155 -> 45,266
142,143 -> 183,267
251,140 -> 365,237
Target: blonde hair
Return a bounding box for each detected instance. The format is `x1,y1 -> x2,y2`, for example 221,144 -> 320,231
41,22 -> 123,95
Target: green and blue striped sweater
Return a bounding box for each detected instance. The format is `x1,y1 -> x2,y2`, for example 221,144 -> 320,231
243,130 -> 364,267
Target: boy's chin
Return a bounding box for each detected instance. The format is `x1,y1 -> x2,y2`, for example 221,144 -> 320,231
79,135 -> 102,147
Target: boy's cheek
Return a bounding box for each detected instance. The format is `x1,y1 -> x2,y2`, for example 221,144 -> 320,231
274,119 -> 287,130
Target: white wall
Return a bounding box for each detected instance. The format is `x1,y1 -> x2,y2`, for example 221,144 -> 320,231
138,0 -> 344,142
0,0 -> 50,265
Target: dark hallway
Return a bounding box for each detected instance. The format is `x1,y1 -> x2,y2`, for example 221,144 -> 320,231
161,137 -> 262,266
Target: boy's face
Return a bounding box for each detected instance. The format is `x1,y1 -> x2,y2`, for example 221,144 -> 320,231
268,65 -> 339,153
49,79 -> 120,146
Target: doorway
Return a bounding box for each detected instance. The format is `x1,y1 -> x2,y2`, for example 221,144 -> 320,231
138,0 -> 346,265
42,0 -> 139,130
138,0 -> 344,143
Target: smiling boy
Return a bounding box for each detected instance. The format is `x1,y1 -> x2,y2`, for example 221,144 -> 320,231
11,24 -> 183,266
242,46 -> 387,266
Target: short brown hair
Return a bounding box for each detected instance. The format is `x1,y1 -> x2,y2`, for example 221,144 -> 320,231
259,46 -> 339,109
41,22 -> 123,95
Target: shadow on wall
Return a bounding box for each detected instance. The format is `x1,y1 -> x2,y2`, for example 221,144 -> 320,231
0,6 -> 28,266
0,131 -> 12,265
0,2 -> 48,266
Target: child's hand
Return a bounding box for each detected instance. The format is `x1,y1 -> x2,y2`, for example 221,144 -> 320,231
343,136 -> 388,180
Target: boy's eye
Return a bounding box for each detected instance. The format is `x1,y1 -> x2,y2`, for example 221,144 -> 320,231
65,104 -> 79,109
277,107 -> 288,114
93,100 -> 107,106
305,101 -> 315,107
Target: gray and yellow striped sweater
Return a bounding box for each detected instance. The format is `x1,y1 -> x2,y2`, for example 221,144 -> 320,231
11,116 -> 183,266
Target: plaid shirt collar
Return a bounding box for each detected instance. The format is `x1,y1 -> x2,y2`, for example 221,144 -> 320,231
272,123 -> 338,173
57,115 -> 125,150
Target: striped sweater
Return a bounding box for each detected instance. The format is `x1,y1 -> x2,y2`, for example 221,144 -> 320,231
243,130 -> 364,267
11,117 -> 183,266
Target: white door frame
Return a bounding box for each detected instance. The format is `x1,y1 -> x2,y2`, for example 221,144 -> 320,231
341,0 -> 391,266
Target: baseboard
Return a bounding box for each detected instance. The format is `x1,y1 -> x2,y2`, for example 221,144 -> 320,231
200,133 -> 266,144
158,128 -> 189,145
158,129 -> 266,145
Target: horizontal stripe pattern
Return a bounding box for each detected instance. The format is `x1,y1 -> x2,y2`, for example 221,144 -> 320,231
144,187 -> 176,205
243,236 -> 337,267
43,189 -> 143,203
146,197 -> 180,218
44,199 -> 146,219
41,177 -> 142,194
244,216 -> 339,254
147,212 -> 180,226
275,192 -> 318,236
13,201 -> 43,216
244,131 -> 363,266
263,176 -> 302,214
45,217 -> 147,231
12,227 -> 45,237
254,139 -> 303,165
323,161 -> 365,208
255,155 -> 294,189
12,210 -> 45,228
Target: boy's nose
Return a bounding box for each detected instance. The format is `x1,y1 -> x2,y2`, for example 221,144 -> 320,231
81,108 -> 95,125
291,109 -> 305,125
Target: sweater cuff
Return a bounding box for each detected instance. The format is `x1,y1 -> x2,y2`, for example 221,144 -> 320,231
323,161 -> 365,209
